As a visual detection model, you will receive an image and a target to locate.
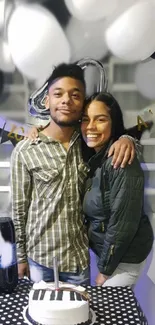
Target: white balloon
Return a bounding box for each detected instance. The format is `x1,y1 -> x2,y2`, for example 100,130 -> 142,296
105,0 -> 141,25
0,39 -> 15,72
65,17 -> 108,61
0,0 -> 4,31
105,1 -> 155,62
65,0 -> 119,21
8,4 -> 71,80
135,60 -> 155,100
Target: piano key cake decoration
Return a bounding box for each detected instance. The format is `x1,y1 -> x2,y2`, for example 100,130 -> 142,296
23,280 -> 95,325
23,257 -> 96,325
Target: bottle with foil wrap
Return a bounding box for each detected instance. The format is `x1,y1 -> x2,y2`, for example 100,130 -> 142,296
0,217 -> 18,293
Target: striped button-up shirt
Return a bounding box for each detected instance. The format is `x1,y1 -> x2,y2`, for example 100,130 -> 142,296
10,131 -> 89,272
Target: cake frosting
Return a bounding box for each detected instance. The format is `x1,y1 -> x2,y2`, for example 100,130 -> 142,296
27,281 -> 91,325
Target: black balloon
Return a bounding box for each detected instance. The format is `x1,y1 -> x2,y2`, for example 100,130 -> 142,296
43,0 -> 70,26
151,52 -> 155,59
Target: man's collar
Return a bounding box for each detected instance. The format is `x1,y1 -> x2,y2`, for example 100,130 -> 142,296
30,130 -> 80,145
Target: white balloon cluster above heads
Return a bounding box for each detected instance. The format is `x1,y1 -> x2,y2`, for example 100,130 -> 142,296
7,3 -> 71,80
105,1 -> 155,62
0,0 -> 154,83
65,0 -> 155,62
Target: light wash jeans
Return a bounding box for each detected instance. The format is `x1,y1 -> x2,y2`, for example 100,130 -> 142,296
28,258 -> 90,285
102,261 -> 145,287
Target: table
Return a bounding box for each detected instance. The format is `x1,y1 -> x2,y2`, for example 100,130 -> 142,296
0,279 -> 148,325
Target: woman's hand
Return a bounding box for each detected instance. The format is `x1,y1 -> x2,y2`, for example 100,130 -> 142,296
24,126 -> 42,141
108,137 -> 135,169
95,272 -> 108,286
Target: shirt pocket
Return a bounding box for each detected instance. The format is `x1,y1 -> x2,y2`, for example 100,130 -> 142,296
33,169 -> 60,198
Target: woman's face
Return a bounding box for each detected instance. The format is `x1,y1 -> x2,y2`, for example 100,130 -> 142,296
81,100 -> 112,152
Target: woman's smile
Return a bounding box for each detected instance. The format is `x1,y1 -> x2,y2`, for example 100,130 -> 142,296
81,100 -> 112,152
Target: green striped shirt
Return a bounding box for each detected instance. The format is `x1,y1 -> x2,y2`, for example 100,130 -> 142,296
10,131 -> 89,272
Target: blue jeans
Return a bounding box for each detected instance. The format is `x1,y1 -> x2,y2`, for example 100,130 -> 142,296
28,258 -> 90,285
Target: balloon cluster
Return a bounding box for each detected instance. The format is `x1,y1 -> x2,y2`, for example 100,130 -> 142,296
0,1 -> 154,80
0,0 -> 154,104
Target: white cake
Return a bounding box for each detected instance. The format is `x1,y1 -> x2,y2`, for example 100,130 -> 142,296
27,281 -> 90,325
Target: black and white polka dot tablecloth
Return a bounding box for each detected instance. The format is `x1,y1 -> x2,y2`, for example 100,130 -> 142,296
0,279 -> 148,325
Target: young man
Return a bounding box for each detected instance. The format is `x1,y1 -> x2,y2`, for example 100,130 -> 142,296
11,63 -> 136,285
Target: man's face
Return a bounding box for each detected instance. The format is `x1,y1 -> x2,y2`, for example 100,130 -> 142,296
45,77 -> 85,127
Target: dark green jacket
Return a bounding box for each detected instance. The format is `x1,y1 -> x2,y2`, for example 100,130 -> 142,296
83,142 -> 153,276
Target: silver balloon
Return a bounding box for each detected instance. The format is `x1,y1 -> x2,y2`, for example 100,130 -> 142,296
77,58 -> 108,92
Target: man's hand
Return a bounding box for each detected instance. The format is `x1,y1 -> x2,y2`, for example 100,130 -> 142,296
95,272 -> 108,286
24,126 -> 42,141
18,262 -> 30,279
108,137 -> 135,169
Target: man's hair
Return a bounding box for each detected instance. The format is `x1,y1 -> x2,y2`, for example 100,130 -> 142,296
46,63 -> 86,90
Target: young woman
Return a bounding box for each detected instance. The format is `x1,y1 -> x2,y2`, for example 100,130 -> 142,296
81,92 -> 153,287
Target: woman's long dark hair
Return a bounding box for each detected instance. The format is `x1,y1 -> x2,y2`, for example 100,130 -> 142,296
84,92 -> 126,141
81,91 -> 126,161
81,91 -> 153,161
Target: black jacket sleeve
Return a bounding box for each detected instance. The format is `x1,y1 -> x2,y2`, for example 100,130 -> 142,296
97,156 -> 144,276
